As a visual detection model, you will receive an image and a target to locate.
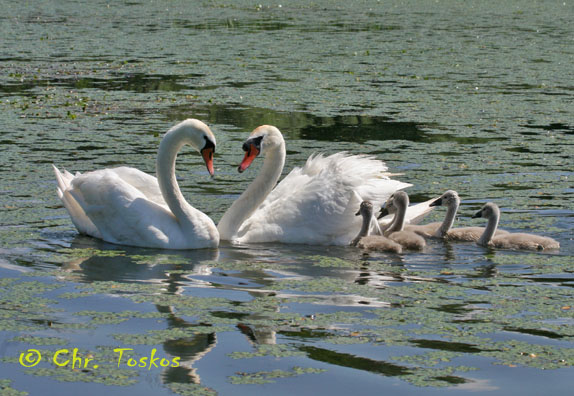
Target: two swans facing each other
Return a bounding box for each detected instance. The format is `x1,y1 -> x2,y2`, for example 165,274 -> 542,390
53,119 -> 219,250
472,202 -> 560,251
54,121 -> 419,249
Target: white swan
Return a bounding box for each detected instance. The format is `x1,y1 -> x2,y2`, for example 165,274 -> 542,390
472,202 -> 560,251
407,190 -> 509,241
217,125 -> 415,245
53,119 -> 219,249
351,201 -> 402,253
378,191 -> 426,250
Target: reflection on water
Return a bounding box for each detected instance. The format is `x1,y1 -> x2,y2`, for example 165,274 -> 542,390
64,236 -> 220,283
2,221 -> 574,394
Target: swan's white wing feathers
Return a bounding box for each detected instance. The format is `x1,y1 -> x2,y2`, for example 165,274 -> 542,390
236,153 -> 411,245
68,169 -> 181,247
54,166 -> 205,248
106,166 -> 166,206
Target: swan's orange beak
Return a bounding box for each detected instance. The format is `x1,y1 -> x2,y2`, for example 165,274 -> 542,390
201,147 -> 215,176
238,144 -> 259,173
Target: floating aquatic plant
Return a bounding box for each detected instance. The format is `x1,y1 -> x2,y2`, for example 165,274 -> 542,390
167,383 -> 218,396
229,366 -> 326,385
0,379 -> 28,396
228,344 -> 305,359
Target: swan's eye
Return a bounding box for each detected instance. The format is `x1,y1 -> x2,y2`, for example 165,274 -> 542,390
202,136 -> 215,153
242,135 -> 263,152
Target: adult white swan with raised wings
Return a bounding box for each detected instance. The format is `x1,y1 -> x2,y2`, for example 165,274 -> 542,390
217,125 -> 428,245
53,119 -> 219,249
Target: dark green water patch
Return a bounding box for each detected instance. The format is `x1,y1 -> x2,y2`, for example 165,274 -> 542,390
300,346 -> 411,377
0,73 -> 205,96
521,123 -> 573,134
166,102 -> 454,143
210,311 -> 250,321
429,303 -> 475,315
505,146 -> 535,154
504,326 -> 565,340
409,339 -> 483,354
297,118 -> 432,143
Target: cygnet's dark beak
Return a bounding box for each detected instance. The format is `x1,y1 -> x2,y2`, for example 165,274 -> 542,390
430,197 -> 442,207
355,209 -> 361,216
471,210 -> 482,219
377,207 -> 389,219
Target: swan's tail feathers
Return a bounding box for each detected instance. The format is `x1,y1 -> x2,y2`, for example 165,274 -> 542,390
303,152 -> 390,179
322,152 -> 412,206
404,197 -> 439,225
356,178 -> 412,209
52,165 -> 100,238
52,164 -> 68,199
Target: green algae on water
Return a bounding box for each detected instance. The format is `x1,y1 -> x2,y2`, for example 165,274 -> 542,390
229,344 -> 305,359
0,379 -> 28,396
74,310 -> 168,325
229,366 -> 326,385
167,383 -> 218,396
9,335 -> 67,346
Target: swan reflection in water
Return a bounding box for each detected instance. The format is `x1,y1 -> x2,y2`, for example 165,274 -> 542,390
59,236 -> 432,384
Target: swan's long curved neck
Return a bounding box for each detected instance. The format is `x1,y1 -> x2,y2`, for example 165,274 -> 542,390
435,200 -> 459,237
156,130 -> 202,231
385,206 -> 406,236
477,209 -> 500,246
351,212 -> 371,246
218,142 -> 286,239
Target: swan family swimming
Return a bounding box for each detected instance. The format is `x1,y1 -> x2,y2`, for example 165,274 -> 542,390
53,119 -> 560,252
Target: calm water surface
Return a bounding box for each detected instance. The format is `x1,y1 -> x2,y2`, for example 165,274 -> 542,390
1,0 -> 573,395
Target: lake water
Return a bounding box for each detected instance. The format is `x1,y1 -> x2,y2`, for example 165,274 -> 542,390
1,0 -> 573,394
